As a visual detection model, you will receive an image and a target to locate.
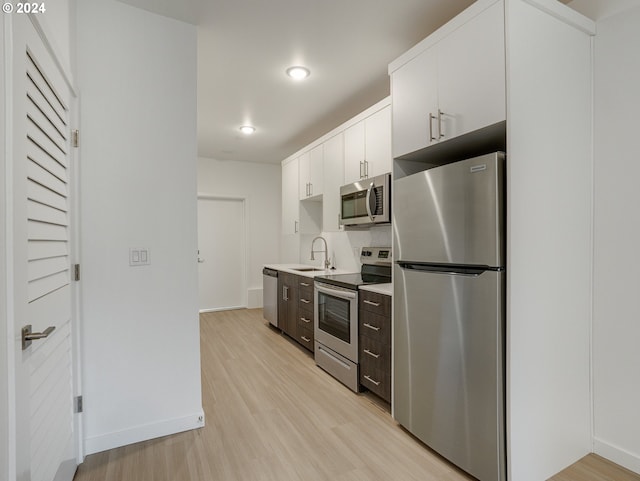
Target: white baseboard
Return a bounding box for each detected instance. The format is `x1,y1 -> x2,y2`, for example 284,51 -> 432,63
199,306 -> 245,313
84,410 -> 205,455
594,438 -> 640,474
247,288 -> 262,309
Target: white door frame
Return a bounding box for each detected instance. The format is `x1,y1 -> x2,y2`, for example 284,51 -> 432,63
197,194 -> 248,311
3,12 -> 83,478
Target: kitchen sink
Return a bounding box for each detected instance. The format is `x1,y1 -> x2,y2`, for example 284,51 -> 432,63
292,267 -> 324,272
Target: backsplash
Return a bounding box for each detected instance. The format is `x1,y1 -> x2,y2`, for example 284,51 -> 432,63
300,225 -> 392,272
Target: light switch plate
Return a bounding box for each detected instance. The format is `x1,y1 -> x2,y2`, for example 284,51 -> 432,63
130,248 -> 150,266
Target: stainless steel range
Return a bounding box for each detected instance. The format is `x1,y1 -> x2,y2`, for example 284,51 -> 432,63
314,247 -> 392,392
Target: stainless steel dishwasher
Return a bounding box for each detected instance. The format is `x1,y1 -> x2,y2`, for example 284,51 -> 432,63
262,267 -> 278,327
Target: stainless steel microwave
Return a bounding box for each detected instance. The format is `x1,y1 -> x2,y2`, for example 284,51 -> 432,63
339,173 -> 391,227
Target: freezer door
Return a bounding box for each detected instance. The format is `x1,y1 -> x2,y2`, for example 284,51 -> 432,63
393,152 -> 505,267
393,264 -> 505,481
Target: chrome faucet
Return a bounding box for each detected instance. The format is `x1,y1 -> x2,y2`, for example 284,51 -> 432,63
310,236 -> 331,269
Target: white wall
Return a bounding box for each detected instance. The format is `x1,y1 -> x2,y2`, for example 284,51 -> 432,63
197,157 -> 281,308
591,6 -> 640,473
1,15 -> 9,480
77,0 -> 203,454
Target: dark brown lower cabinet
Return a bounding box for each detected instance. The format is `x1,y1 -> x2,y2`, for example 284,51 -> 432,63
359,291 -> 391,402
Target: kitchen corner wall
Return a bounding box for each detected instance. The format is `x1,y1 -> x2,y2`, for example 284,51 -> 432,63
0,16 -> 8,479
591,5 -> 640,473
197,157 -> 281,308
77,0 -> 203,454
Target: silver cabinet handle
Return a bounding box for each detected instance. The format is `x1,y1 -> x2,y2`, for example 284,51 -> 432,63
364,160 -> 369,178
283,286 -> 289,301
438,109 -> 445,139
301,336 -> 311,343
363,323 -> 380,332
300,298 -> 311,304
364,349 -> 380,359
309,183 -> 313,196
429,112 -> 437,141
22,325 -> 55,350
300,282 -> 310,287
360,161 -> 365,179
363,299 -> 380,307
364,375 -> 380,386
300,317 -> 312,324
294,220 -> 299,233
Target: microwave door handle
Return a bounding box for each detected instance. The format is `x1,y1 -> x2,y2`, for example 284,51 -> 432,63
365,181 -> 375,221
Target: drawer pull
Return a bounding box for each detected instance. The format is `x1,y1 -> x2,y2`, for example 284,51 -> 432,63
363,323 -> 380,332
364,375 -> 380,386
301,336 -> 311,343
300,298 -> 311,304
300,317 -> 311,323
364,349 -> 380,359
363,299 -> 380,307
300,282 -> 310,287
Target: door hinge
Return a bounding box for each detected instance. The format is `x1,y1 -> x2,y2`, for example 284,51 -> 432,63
73,264 -> 80,281
72,129 -> 79,148
74,395 -> 83,413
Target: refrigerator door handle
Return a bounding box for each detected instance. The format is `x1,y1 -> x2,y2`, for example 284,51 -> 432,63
397,261 -> 493,277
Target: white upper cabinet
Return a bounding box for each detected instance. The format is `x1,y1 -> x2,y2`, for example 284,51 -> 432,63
282,158 -> 299,235
365,105 -> 392,178
391,47 -> 439,158
390,0 -> 505,159
299,144 -> 323,200
323,132 -> 345,232
344,105 -> 392,184
344,120 -> 365,184
437,1 -> 505,141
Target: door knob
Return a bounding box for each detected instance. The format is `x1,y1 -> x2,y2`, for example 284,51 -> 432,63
22,325 -> 55,350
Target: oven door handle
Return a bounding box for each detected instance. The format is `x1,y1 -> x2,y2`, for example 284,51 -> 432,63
315,283 -> 357,300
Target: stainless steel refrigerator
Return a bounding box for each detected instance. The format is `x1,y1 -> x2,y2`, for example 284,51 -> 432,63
393,152 -> 506,481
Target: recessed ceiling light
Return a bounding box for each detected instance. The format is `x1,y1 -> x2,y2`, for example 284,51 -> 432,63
286,66 -> 310,80
239,125 -> 256,135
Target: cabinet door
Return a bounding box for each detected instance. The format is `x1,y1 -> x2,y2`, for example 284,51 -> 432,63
344,120 -> 365,184
308,144 -> 323,197
391,46 -> 439,158
437,1 -> 505,141
282,158 -> 299,234
365,106 -> 392,178
298,152 -> 310,200
323,133 -> 344,232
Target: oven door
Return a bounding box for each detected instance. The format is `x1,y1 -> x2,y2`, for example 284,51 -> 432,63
314,282 -> 358,363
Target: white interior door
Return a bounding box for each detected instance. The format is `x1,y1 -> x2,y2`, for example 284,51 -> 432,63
11,15 -> 77,481
197,197 -> 246,311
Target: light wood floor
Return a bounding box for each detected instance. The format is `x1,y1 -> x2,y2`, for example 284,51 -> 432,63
74,308 -> 639,481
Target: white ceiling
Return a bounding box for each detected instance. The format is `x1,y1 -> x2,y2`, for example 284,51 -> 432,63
116,0 -> 604,165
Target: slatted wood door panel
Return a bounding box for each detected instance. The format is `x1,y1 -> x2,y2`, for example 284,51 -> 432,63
12,15 -> 76,481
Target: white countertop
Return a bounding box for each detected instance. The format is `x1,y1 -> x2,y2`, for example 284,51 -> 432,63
359,283 -> 392,296
264,264 -> 357,278
265,264 -> 393,296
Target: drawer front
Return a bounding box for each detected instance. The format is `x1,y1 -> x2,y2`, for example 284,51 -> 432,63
359,310 -> 391,345
359,340 -> 391,402
359,291 -> 391,317
298,306 -> 314,330
298,278 -> 314,300
297,325 -> 314,352
298,288 -> 314,308
359,336 -> 391,372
